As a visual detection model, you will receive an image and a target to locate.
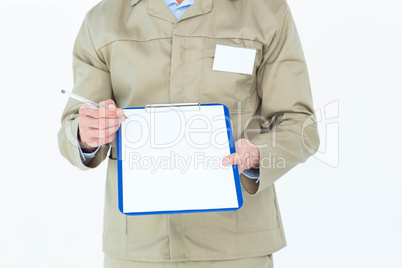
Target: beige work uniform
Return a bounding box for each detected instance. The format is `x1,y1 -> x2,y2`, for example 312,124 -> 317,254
58,0 -> 320,264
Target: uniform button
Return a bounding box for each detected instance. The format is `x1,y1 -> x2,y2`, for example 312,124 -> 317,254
175,9 -> 182,15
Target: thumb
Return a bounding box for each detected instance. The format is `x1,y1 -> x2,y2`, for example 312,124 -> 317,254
222,153 -> 241,166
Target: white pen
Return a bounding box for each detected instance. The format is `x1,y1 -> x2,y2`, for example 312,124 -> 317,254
61,89 -> 128,119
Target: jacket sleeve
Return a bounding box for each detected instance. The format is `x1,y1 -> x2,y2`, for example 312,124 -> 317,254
57,15 -> 113,170
240,5 -> 320,195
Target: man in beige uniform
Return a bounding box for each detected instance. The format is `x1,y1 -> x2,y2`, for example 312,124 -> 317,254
58,0 -> 320,267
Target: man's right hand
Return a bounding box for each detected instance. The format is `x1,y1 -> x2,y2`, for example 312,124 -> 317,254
78,99 -> 125,153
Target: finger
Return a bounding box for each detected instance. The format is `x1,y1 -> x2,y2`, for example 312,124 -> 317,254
85,132 -> 116,147
222,154 -> 234,166
237,161 -> 249,175
90,106 -> 125,119
79,103 -> 97,117
80,99 -> 124,119
99,100 -> 125,118
98,124 -> 121,139
84,124 -> 121,139
99,99 -> 116,108
78,127 -> 88,144
105,133 -> 117,144
84,138 -> 101,148
81,116 -> 124,130
78,126 -> 92,143
222,153 -> 242,166
234,138 -> 254,149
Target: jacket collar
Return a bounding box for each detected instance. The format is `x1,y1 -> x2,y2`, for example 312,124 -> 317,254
131,0 -> 213,24
178,0 -> 212,22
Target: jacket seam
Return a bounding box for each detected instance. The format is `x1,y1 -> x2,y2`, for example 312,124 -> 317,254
84,16 -> 109,71
96,37 -> 173,52
262,3 -> 288,51
96,36 -> 266,53
104,248 -> 284,262
174,34 -> 265,47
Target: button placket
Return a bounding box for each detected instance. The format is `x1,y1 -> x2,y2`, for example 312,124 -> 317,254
169,25 -> 183,103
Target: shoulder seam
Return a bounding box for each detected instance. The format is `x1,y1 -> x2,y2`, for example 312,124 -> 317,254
262,3 -> 289,50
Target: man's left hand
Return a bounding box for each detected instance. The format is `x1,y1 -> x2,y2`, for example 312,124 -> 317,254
222,139 -> 260,174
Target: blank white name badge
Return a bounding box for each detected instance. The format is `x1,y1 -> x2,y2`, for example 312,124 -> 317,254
212,44 -> 257,75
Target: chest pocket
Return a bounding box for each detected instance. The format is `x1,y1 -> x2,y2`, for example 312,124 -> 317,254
200,38 -> 263,114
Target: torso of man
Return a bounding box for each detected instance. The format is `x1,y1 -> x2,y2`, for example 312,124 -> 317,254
58,0 -> 320,264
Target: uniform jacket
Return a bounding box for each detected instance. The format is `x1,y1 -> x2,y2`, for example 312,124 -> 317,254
58,0 -> 320,262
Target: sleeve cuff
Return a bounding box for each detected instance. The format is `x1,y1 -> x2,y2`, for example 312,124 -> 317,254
78,141 -> 100,165
242,168 -> 260,183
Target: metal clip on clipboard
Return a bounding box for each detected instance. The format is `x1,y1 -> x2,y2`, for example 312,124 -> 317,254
145,103 -> 200,113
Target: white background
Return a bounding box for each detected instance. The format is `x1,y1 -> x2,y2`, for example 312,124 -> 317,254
0,0 -> 401,267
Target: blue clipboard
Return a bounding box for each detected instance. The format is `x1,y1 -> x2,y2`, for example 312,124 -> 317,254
116,103 -> 243,216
